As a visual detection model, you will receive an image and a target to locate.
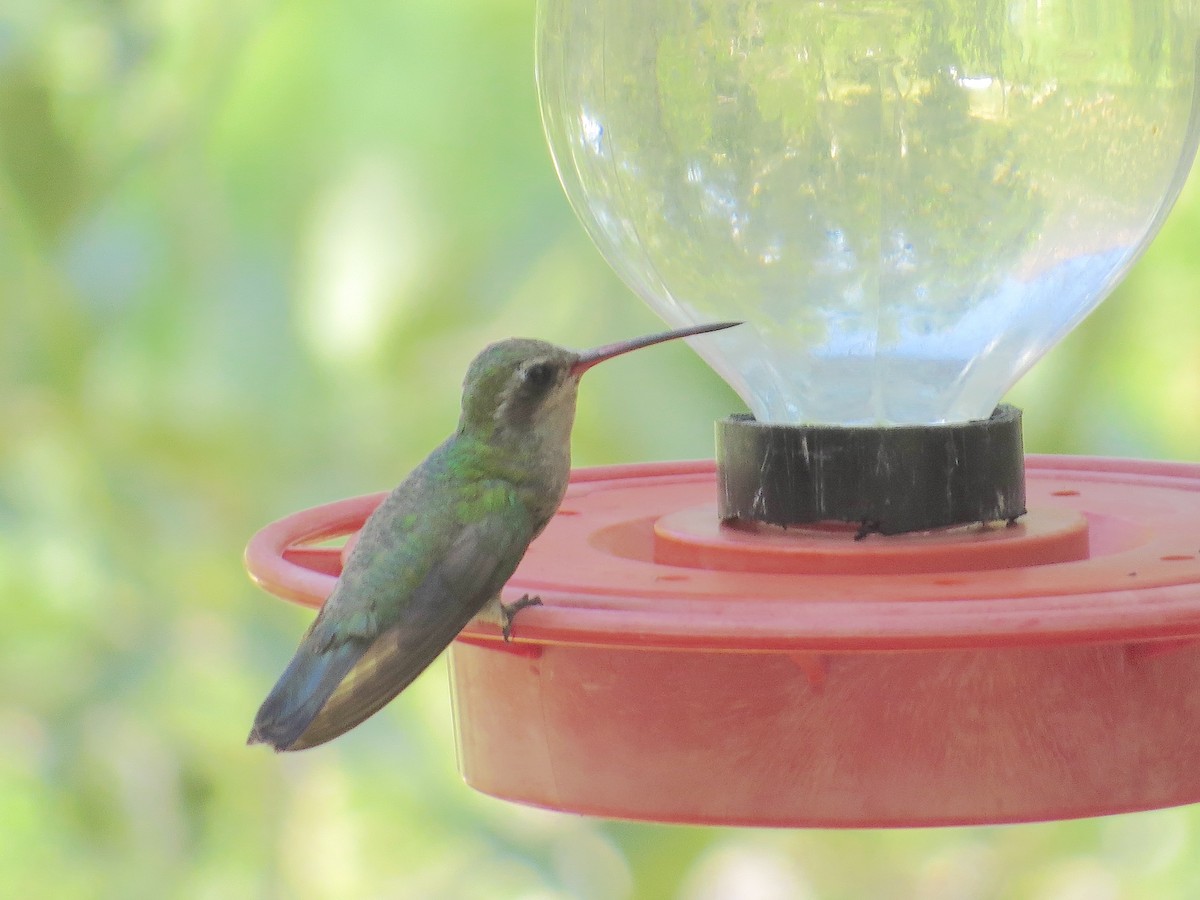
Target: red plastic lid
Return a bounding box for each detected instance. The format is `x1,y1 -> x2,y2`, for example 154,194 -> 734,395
245,455 -> 1200,825
248,455 -> 1200,652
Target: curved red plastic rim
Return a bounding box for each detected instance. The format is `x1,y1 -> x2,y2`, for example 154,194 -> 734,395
246,455 -> 1200,652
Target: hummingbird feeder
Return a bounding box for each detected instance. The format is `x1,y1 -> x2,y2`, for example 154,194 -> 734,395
247,0 -> 1200,825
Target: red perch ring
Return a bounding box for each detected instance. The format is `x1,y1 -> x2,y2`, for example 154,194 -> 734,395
245,455 -> 1200,826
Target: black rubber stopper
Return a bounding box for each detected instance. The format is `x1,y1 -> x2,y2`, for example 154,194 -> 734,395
716,404 -> 1026,536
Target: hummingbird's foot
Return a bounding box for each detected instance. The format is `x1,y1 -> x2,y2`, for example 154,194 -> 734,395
501,594 -> 542,642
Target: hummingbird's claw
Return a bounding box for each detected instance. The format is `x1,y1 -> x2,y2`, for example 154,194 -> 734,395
501,594 -> 542,642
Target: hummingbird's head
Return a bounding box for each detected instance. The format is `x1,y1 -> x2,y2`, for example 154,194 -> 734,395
459,339 -> 583,440
457,322 -> 743,441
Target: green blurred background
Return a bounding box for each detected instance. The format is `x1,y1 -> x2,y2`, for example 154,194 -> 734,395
3,1 -> 1200,898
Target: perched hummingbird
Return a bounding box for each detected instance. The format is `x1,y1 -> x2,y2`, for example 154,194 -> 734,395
248,320 -> 740,751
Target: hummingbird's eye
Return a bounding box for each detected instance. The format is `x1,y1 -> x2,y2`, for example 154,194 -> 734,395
523,362 -> 555,389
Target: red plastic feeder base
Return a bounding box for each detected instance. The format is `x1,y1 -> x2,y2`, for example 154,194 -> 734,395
245,456 -> 1200,827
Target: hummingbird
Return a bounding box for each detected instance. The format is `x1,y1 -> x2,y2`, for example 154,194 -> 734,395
248,320 -> 741,751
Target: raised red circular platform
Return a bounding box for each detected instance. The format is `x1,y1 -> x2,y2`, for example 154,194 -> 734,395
245,455 -> 1200,826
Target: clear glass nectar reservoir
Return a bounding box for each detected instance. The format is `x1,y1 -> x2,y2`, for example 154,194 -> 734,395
537,1 -> 1200,424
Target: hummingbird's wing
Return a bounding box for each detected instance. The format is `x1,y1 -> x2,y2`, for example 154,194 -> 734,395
275,503 -> 536,751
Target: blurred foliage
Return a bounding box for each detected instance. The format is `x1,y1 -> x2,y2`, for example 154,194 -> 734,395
1,1 -> 1199,899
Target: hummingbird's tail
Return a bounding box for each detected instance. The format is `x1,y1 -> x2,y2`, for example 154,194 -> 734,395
247,635 -> 367,752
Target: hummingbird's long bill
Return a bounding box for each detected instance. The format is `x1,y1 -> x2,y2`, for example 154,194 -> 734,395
570,321 -> 742,377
